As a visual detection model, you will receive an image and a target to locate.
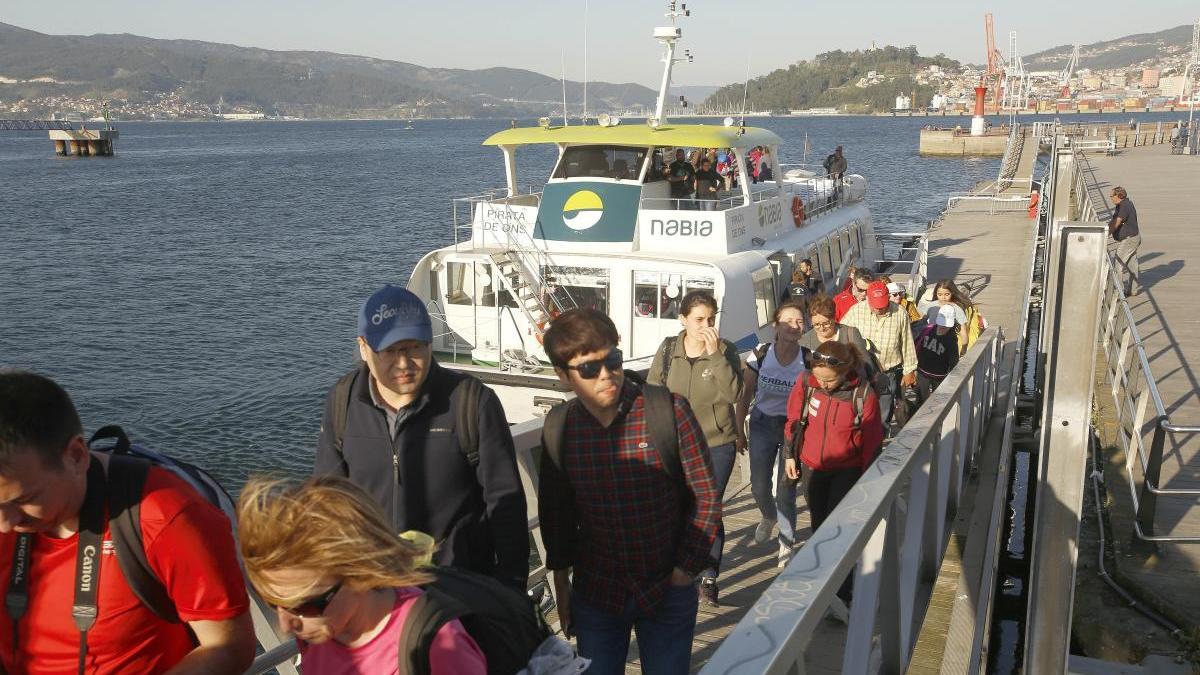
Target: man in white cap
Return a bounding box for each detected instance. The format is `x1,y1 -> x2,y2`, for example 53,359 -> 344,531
915,305 -> 961,401
314,284 -> 529,589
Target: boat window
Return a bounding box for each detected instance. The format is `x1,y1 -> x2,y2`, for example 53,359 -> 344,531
476,263 -> 497,307
446,261 -> 474,305
851,222 -> 861,255
830,235 -> 843,276
751,266 -> 776,328
553,145 -> 648,180
841,230 -> 853,261
633,271 -> 686,319
546,266 -> 610,314
805,246 -> 819,279
819,242 -> 832,284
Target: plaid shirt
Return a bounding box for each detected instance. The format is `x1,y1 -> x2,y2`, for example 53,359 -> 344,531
841,302 -> 918,373
538,380 -> 719,614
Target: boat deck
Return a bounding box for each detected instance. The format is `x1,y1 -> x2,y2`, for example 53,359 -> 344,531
1082,144 -> 1200,626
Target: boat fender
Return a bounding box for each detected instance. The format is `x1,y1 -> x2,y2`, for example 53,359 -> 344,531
791,196 -> 805,226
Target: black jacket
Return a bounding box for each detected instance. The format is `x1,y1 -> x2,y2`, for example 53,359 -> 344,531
314,361 -> 529,589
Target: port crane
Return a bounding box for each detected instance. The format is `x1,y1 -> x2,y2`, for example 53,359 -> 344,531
1057,45 -> 1080,99
983,13 -> 1005,109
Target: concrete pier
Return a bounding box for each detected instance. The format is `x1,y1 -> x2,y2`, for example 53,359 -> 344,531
49,128 -> 118,156
919,128 -> 1010,156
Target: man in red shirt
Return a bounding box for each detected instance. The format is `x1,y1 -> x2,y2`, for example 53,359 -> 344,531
0,372 -> 254,674
834,270 -> 873,322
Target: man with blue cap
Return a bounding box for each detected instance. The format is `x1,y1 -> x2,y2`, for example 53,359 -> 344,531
314,285 -> 528,590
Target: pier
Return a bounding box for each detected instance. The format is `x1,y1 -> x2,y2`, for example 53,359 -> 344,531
0,119 -> 118,156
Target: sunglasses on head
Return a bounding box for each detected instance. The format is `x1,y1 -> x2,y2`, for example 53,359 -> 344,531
565,349 -> 623,379
270,581 -> 342,618
808,351 -> 850,368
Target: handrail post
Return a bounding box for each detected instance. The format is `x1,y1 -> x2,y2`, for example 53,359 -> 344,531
1137,420 -> 1168,539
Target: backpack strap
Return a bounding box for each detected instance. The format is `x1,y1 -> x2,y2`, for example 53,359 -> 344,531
850,381 -> 870,431
331,367 -> 361,456
397,588 -> 470,675
540,399 -> 571,475
453,375 -> 484,468
746,342 -> 771,373
658,335 -> 678,385
105,453 -> 181,623
788,380 -> 815,459
641,382 -> 682,485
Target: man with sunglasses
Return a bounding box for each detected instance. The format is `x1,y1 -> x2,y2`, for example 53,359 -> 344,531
834,270 -> 873,322
315,285 -> 529,591
537,309 -> 720,675
0,372 -> 255,674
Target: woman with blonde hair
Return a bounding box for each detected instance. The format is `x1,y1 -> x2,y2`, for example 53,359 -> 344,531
238,475 -> 487,674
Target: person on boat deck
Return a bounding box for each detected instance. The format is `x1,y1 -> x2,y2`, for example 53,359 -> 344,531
758,147 -> 774,182
736,301 -> 808,568
647,291 -> 744,608
748,146 -> 764,183
917,279 -> 985,356
915,306 -> 961,401
783,341 -> 883,613
539,309 -> 719,675
841,281 -> 919,431
834,269 -> 873,322
0,372 -> 255,675
238,476 -> 486,675
694,157 -> 722,211
667,148 -> 696,209
644,151 -> 666,183
314,285 -> 529,591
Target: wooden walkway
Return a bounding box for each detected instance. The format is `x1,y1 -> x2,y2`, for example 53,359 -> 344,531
1081,144 -> 1200,626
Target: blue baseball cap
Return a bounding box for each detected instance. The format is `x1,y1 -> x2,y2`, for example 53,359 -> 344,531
358,285 -> 432,351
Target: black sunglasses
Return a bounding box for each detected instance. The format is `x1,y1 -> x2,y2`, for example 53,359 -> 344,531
809,351 -> 850,368
565,349 -> 623,379
271,581 -> 342,618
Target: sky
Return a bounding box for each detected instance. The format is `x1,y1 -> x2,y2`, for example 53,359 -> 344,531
3,0 -> 1196,88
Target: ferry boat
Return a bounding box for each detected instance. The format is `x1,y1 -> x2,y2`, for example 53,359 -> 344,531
405,4 -> 892,422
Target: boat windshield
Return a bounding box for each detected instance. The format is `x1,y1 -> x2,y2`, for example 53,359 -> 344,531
552,145 -> 647,181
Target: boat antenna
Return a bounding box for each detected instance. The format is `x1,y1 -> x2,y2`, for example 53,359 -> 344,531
652,1 -> 691,124
561,50 -> 570,126
739,54 -> 751,131
582,0 -> 588,125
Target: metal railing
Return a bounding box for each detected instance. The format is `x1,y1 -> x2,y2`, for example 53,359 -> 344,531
702,327 -> 1004,674
873,232 -> 929,299
945,192 -> 1029,215
1097,253 -> 1200,542
450,187 -> 541,249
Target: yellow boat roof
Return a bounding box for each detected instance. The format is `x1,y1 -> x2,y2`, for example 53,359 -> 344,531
482,123 -> 783,149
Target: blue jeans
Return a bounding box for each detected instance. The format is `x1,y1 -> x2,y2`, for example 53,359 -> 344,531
748,409 -> 798,548
572,584 -> 698,675
701,442 -> 737,579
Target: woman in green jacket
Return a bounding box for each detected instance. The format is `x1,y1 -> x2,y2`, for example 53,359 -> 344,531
648,290 -> 744,607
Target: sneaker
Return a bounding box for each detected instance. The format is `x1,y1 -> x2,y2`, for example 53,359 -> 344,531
699,578 -> 720,608
777,541 -> 793,568
754,518 -> 773,545
825,597 -> 850,624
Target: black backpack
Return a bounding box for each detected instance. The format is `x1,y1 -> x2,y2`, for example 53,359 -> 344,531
330,365 -> 484,465
540,371 -> 682,490
398,566 -> 551,675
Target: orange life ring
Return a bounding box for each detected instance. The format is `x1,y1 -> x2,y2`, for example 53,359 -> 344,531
791,196 -> 805,226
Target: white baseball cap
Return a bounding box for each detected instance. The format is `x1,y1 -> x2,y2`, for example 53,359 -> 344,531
886,282 -> 903,295
935,305 -> 958,327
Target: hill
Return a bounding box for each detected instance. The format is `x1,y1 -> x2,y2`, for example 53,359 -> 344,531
705,46 -> 960,114
0,22 -> 657,118
1024,24 -> 1193,71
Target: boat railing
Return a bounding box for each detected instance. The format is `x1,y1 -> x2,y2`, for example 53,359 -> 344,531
945,191 -> 1029,215
874,231 -> 930,298
450,187 -> 542,250
701,326 -> 1005,673
639,183 -> 780,212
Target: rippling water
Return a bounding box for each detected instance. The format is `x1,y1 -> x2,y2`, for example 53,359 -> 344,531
2,113 -> 1165,488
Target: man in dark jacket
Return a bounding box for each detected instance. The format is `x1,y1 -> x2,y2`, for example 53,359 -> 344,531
314,285 -> 529,589
822,145 -> 848,199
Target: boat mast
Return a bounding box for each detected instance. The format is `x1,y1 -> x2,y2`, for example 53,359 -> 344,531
652,1 -> 691,123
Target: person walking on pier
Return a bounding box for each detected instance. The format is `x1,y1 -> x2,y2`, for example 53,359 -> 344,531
834,270 -> 872,322
0,372 -> 255,674
314,285 -> 529,591
1108,186 -> 1141,296
736,301 -> 808,568
538,309 -> 720,675
840,281 -> 918,430
783,341 -> 883,610
647,291 -> 744,607
915,306 -> 961,400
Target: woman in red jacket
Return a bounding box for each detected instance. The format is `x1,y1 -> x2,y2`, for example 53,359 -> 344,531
783,340 -> 883,541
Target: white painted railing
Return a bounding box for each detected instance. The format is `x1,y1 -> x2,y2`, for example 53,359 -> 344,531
701,327 -> 1004,674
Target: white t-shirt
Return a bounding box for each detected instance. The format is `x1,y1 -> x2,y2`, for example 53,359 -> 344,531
747,343 -> 806,417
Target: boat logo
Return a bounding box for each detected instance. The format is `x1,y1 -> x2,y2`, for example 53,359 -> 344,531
562,190 -> 604,231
